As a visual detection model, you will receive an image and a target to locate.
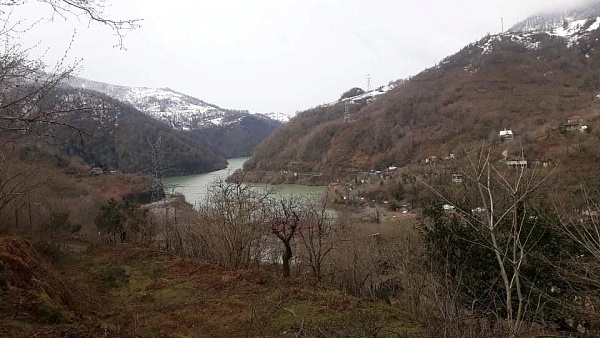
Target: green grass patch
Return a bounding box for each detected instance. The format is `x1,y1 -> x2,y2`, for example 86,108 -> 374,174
34,292 -> 73,324
139,263 -> 164,282
98,263 -> 129,290
9,320 -> 32,332
0,297 -> 7,313
52,246 -> 421,337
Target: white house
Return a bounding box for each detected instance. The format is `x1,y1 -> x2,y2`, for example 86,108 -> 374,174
499,129 -> 514,142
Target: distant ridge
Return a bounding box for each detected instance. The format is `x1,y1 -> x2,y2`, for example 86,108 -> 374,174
64,76 -> 284,158
65,76 -> 288,129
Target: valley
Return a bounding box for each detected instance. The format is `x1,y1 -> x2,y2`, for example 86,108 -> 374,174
3,1 -> 600,337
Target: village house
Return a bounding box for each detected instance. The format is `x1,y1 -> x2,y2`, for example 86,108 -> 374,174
563,115 -> 588,132
451,172 -> 464,183
425,155 -> 440,164
499,129 -> 514,142
90,167 -> 104,175
347,188 -> 360,201
541,159 -> 553,168
400,204 -> 412,214
504,158 -> 528,169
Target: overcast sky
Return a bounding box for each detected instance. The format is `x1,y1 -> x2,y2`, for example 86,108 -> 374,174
13,0 -> 593,115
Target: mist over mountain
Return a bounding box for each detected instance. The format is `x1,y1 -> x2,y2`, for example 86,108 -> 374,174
510,1 -> 600,33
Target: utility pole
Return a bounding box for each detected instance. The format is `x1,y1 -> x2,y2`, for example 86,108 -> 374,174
366,74 -> 372,92
501,17 -> 504,33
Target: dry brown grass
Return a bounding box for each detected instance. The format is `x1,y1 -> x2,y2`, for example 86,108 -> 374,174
42,243 -> 420,337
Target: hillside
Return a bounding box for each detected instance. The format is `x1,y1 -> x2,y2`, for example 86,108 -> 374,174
38,87 -> 227,175
243,4 -> 600,185
510,2 -> 600,33
65,77 -> 284,158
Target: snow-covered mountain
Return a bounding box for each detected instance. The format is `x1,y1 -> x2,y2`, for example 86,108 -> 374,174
506,1 -> 600,49
261,111 -> 291,123
65,76 -> 288,129
46,86 -> 228,175
510,2 -> 600,33
461,2 -> 600,59
63,76 -> 284,158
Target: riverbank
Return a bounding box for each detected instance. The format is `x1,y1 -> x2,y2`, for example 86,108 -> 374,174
231,169 -> 333,186
165,158 -> 329,207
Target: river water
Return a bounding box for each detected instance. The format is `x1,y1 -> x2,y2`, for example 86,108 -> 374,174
164,157 -> 327,207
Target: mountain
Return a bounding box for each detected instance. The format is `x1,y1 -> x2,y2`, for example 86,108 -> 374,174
66,76 -> 290,127
510,2 -> 600,33
65,77 -> 284,157
36,86 -> 227,175
243,4 -> 600,186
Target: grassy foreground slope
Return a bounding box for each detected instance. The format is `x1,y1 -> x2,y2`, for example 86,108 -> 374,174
0,237 -> 419,337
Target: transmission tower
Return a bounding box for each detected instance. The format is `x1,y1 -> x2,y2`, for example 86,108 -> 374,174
344,102 -> 350,123
148,136 -> 164,203
366,74 -> 372,92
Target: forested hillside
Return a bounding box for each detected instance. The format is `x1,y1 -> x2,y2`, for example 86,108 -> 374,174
65,77 -> 284,159
244,18 -> 600,184
38,87 -> 227,175
186,112 -> 282,158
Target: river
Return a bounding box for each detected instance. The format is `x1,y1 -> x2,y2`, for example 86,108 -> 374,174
164,157 -> 327,207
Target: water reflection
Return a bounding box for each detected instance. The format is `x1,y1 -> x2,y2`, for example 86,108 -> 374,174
164,158 -> 327,207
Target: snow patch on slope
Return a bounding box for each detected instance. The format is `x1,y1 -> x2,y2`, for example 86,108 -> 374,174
475,32 -> 542,55
509,2 -> 600,49
260,112 -> 291,123
473,16 -> 600,57
319,84 -> 396,109
66,77 -> 288,129
551,17 -> 600,47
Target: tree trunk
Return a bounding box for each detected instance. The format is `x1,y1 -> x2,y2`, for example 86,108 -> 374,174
282,240 -> 293,278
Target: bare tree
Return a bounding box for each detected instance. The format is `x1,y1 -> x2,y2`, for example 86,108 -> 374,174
267,196 -> 302,278
196,178 -> 272,269
419,147 -> 557,337
559,187 -> 600,266
147,135 -> 165,203
0,0 -> 139,140
555,187 -> 600,323
0,150 -> 48,231
1,0 -> 140,48
0,0 -> 138,230
297,194 -> 339,282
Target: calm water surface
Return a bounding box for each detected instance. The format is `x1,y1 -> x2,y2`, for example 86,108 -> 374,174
165,158 -> 327,207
